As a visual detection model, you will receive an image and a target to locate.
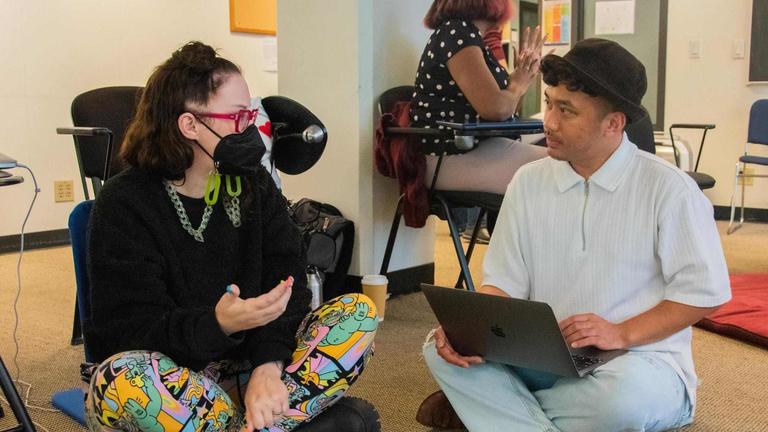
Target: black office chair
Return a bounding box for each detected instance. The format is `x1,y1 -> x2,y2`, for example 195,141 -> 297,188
624,113 -> 656,155
728,99 -> 768,234
669,123 -> 717,190
58,86 -> 143,200
377,86 -> 543,291
56,87 -> 142,346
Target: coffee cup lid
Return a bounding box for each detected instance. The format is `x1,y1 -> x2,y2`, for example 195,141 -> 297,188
361,275 -> 388,285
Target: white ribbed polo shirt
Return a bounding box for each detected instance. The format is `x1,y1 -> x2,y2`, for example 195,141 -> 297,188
483,134 -> 731,407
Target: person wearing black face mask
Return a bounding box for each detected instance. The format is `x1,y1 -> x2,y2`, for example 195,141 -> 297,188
84,42 -> 380,432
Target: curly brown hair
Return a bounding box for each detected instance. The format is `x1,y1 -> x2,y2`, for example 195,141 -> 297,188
541,58 -> 617,115
120,41 -> 241,180
423,0 -> 512,30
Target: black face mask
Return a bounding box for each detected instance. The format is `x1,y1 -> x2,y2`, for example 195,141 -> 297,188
196,122 -> 266,176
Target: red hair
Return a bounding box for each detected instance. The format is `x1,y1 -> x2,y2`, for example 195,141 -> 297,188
423,0 -> 513,30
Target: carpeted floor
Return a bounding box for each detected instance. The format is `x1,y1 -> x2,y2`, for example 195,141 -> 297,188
1,221 -> 767,431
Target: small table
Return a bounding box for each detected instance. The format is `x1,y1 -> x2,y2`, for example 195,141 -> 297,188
0,172 -> 23,187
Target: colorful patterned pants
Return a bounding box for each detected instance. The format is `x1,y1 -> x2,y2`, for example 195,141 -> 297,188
85,293 -> 378,432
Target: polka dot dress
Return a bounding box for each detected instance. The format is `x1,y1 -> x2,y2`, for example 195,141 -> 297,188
410,19 -> 509,155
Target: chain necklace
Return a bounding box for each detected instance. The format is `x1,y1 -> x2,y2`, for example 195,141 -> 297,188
164,180 -> 241,243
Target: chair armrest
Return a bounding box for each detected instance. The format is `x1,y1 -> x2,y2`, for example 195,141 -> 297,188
58,127 -> 117,181
668,124 -> 716,173
56,127 -> 112,136
385,126 -> 466,153
0,175 -> 24,187
669,124 -> 716,131
437,119 -> 544,136
460,128 -> 544,138
385,126 -> 444,136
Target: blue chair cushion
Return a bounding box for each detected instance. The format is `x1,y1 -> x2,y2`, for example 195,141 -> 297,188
51,387 -> 86,426
739,155 -> 768,166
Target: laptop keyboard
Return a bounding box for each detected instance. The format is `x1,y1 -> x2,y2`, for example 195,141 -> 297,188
571,354 -> 603,370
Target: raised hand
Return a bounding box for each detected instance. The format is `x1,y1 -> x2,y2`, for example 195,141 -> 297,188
216,276 -> 294,335
509,26 -> 547,92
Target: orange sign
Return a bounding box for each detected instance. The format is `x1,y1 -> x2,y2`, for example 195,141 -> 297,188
229,0 -> 276,35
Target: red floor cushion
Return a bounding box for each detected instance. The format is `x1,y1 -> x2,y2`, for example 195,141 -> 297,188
695,273 -> 768,348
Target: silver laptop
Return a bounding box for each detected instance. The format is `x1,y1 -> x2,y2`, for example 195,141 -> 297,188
0,152 -> 18,169
421,284 -> 627,377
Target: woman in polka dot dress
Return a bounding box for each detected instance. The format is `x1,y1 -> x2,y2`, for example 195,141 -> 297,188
410,0 -> 547,196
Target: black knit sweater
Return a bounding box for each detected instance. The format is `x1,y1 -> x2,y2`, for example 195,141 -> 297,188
84,167 -> 310,371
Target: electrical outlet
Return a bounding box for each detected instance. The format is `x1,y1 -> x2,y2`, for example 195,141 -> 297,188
54,180 -> 75,202
738,168 -> 755,186
688,39 -> 702,59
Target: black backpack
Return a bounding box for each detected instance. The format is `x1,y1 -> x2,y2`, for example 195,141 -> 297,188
288,198 -> 355,300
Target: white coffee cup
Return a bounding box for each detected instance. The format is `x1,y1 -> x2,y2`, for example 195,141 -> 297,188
361,275 -> 388,321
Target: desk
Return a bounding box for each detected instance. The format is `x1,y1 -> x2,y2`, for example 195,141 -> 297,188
0,176 -> 23,187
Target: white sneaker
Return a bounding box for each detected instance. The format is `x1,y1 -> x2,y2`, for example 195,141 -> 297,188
461,227 -> 490,245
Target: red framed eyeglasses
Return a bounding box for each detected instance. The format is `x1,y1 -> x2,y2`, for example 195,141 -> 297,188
194,109 -> 258,133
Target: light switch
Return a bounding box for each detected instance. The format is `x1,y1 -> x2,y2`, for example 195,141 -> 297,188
688,39 -> 702,59
733,38 -> 745,59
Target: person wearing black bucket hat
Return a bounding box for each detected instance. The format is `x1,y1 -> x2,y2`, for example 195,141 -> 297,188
84,41 -> 380,432
541,38 -> 649,124
422,38 -> 730,431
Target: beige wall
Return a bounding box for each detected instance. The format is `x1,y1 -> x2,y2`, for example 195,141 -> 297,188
277,0 -> 374,276
278,0 -> 435,276
0,0 -> 278,237
666,0 -> 768,208
3,0 -> 767,276
371,0 -> 436,274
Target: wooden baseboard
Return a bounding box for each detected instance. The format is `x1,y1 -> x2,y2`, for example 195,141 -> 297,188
0,229 -> 70,254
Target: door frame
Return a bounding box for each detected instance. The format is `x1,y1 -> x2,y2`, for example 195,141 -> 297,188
570,0 -> 668,130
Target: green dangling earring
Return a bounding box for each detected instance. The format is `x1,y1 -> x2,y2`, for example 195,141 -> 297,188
224,175 -> 243,228
225,175 -> 242,198
204,171 -> 222,205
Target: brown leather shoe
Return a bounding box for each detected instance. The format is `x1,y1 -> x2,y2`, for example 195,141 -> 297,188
415,390 -> 465,429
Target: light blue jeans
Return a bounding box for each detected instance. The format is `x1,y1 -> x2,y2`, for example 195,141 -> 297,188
423,340 -> 693,432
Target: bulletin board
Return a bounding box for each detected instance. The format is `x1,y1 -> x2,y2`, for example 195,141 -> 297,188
229,0 -> 276,35
543,0 -> 572,46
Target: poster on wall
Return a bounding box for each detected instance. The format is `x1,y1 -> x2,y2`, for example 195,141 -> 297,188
543,0 -> 571,46
230,0 -> 276,35
595,0 -> 636,35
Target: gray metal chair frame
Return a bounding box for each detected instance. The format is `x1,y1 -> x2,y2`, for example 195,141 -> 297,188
669,123 -> 717,190
377,86 -> 544,291
728,99 -> 768,234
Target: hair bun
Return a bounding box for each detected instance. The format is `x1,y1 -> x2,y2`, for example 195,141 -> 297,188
171,41 -> 220,72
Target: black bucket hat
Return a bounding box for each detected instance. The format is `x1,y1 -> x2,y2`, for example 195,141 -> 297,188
541,38 -> 648,123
